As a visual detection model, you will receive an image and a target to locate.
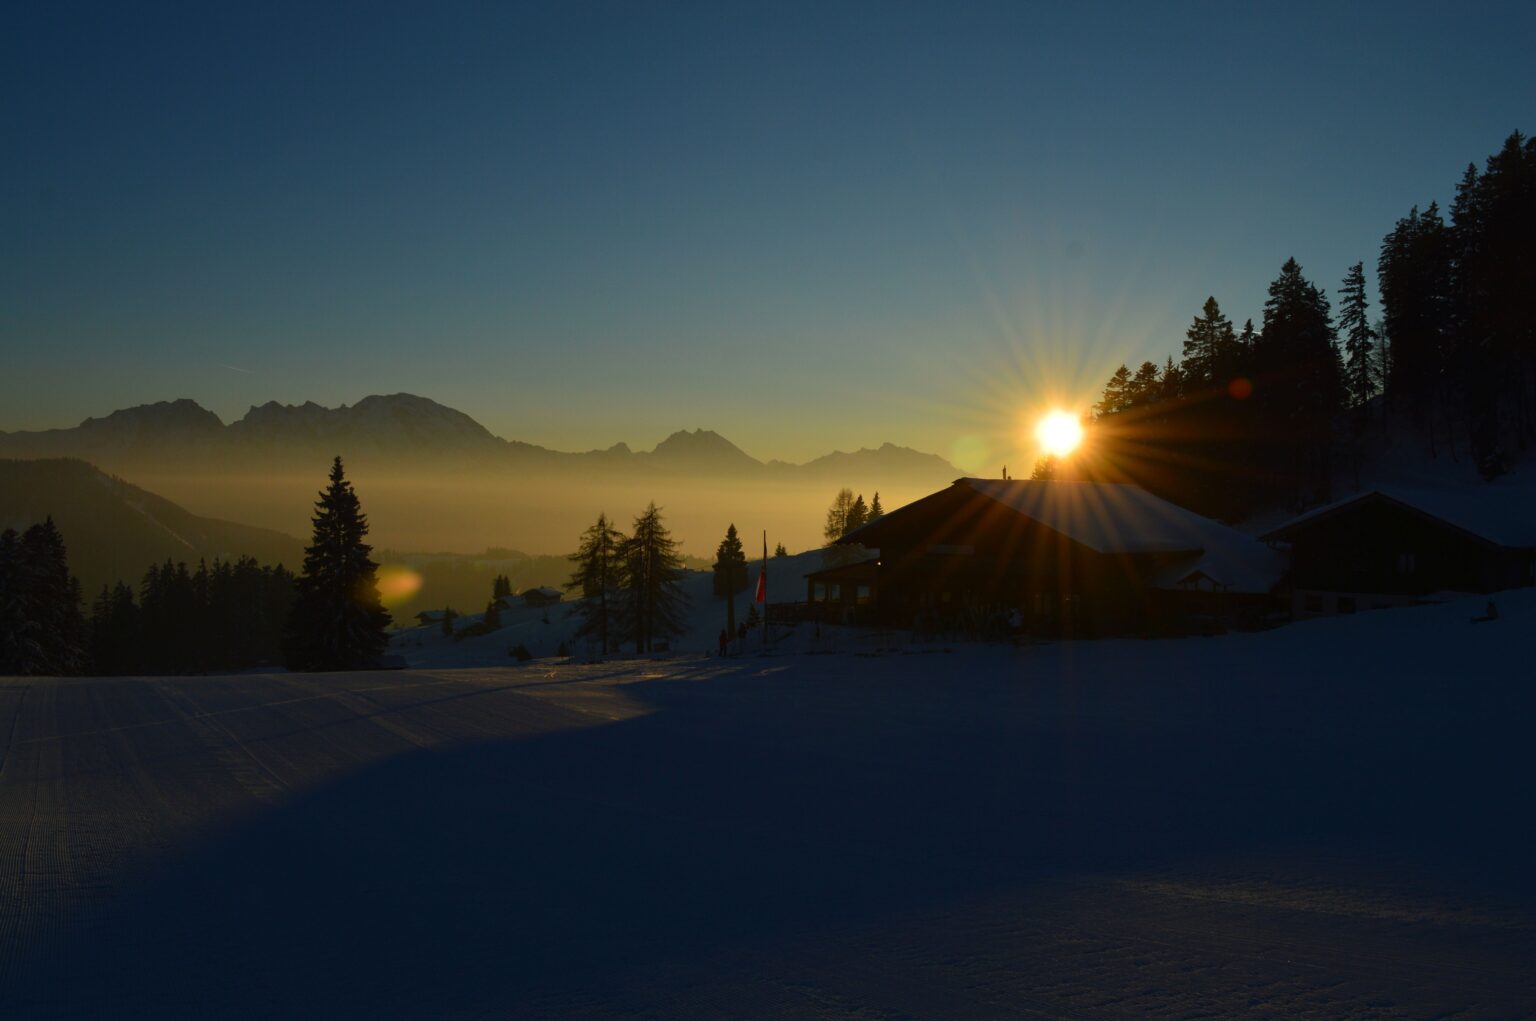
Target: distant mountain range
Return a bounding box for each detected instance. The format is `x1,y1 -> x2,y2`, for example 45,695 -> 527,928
0,393 -> 957,481
0,459 -> 304,594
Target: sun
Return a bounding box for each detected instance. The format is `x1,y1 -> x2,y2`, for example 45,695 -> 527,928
1035,410 -> 1084,458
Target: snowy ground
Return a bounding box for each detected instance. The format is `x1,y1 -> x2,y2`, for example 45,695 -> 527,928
2,589 -> 1533,1019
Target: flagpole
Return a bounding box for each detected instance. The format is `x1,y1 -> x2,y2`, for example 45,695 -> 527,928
762,530 -> 769,650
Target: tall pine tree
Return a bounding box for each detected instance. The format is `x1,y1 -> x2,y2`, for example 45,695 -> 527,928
712,523 -> 748,633
618,503 -> 689,654
1094,365 -> 1133,418
0,519 -> 84,675
285,457 -> 390,671
1255,258 -> 1342,506
1181,296 -> 1237,389
565,512 -> 626,653
847,494 -> 869,533
1379,203 -> 1454,430
1338,261 -> 1377,411
0,528 -> 38,674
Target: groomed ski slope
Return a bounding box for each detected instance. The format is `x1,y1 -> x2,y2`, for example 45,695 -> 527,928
1,588 -> 1532,1019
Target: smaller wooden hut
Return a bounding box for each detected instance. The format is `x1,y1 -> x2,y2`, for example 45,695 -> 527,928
1261,489 -> 1536,617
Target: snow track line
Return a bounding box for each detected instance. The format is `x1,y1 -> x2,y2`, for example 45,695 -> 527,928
0,685 -> 27,779
156,681 -> 293,797
17,675 -> 472,746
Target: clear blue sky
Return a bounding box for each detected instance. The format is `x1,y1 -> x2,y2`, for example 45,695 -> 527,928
4,1 -> 1533,468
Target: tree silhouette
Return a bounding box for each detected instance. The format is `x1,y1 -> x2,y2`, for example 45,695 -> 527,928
284,457 -> 391,671
1181,296 -> 1236,390
0,519 -> 85,675
619,503 -> 689,653
847,494 -> 869,533
823,488 -> 857,543
565,512 -> 626,654
713,523 -> 748,633
1338,261 -> 1377,411
1094,365 -> 1133,418
1255,257 -> 1342,505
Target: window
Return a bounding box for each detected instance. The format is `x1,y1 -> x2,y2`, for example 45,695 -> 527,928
828,584 -> 841,601
1397,552 -> 1416,575
856,585 -> 871,605
812,583 -> 825,602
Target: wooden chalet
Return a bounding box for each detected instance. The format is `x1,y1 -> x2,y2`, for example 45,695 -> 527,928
1260,489 -> 1536,617
804,558 -> 879,625
826,478 -> 1286,636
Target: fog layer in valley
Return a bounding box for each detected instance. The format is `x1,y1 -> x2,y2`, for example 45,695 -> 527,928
126,467 -> 935,558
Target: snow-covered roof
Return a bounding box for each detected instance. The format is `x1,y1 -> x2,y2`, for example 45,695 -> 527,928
523,586 -> 562,599
964,479 -> 1213,554
960,479 -> 1287,594
1262,485 -> 1536,549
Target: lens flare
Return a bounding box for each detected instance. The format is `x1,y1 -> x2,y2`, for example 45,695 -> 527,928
1035,411 -> 1084,458
375,563 -> 424,607
949,434 -> 993,473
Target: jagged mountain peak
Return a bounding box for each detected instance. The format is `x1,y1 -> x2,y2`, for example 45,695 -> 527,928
647,429 -> 760,467
1,395 -> 959,479
78,398 -> 224,434
229,393 -> 501,448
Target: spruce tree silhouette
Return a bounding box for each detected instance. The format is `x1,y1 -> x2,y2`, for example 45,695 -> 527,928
285,457 -> 391,671
0,519 -> 85,675
712,523 -> 748,633
620,503 -> 689,653
565,512 -> 626,654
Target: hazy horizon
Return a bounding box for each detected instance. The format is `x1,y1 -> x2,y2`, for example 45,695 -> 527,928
128,466 -> 931,560
0,390 -> 963,467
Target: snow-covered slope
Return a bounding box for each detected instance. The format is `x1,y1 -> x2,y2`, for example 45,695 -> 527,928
8,568 -> 1534,1018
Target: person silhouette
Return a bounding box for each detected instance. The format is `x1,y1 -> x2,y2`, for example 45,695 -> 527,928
718,628 -> 729,657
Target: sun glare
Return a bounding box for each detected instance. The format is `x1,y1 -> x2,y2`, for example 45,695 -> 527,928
1035,410 -> 1083,459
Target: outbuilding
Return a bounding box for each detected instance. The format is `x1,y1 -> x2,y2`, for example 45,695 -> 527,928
520,586 -> 563,609
1260,488 -> 1536,617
